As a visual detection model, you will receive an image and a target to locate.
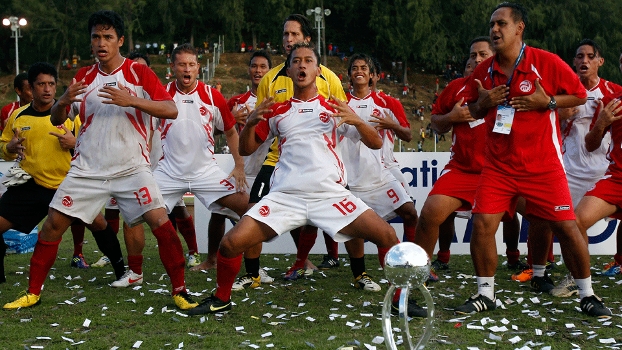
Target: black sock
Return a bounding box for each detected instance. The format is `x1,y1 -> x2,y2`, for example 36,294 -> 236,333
91,225 -> 125,279
168,213 -> 177,230
349,256 -> 366,278
0,243 -> 6,283
244,257 -> 260,278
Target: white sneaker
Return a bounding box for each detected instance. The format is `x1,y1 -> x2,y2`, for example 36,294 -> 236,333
259,268 -> 274,283
187,253 -> 201,268
550,274 -> 579,297
91,255 -> 110,268
111,270 -> 143,288
231,274 -> 260,291
354,272 -> 381,292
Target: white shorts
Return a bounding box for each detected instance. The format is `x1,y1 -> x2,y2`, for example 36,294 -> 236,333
51,170 -> 164,226
154,167 -> 238,214
567,173 -> 601,208
105,196 -> 184,211
351,178 -> 412,221
387,166 -> 411,196
245,191 -> 370,242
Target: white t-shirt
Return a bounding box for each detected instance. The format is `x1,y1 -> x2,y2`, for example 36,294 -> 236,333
253,95 -> 360,198
68,59 -> 173,179
343,91 -> 394,190
157,81 -> 236,181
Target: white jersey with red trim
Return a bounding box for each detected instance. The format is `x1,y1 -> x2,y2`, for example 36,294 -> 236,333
343,91 -> 393,190
158,81 -> 236,181
228,91 -> 270,177
562,78 -> 622,181
68,59 -> 173,179
378,92 -> 410,169
253,95 -> 360,198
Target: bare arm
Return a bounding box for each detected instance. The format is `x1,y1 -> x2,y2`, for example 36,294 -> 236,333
98,82 -> 177,119
51,78 -> 87,125
585,99 -> 622,152
224,126 -> 247,191
430,97 -> 475,133
509,79 -> 587,111
468,79 -> 510,119
370,110 -> 412,142
239,97 -> 274,156
329,100 -> 382,149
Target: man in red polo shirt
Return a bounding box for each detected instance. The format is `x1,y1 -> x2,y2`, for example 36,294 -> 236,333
454,2 -> 610,317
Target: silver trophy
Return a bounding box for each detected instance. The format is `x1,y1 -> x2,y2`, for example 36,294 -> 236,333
382,242 -> 435,349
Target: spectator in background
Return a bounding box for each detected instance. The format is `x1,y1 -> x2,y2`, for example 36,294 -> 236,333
1,73 -> 32,131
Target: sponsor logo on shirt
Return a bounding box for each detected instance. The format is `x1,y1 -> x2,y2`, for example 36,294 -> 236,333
554,205 -> 571,211
62,196 -> 73,208
21,126 -> 30,131
276,88 -> 287,94
357,105 -> 367,108
319,112 -> 330,123
519,80 -> 532,93
182,99 -> 194,103
258,205 -> 270,217
298,109 -> 314,113
104,82 -> 117,87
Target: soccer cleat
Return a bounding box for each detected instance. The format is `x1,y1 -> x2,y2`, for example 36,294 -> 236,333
427,269 -> 439,283
431,259 -> 449,271
231,274 -> 261,291
304,268 -> 315,276
602,261 -> 621,276
550,274 -> 578,297
3,291 -> 41,310
284,268 -> 305,281
70,254 -> 90,269
507,260 -> 530,271
580,295 -> 612,318
354,272 -> 381,291
530,274 -> 555,293
391,298 -> 427,318
187,295 -> 231,315
511,268 -> 533,282
318,255 -> 340,270
545,261 -> 556,271
91,255 -> 110,268
111,269 -> 143,288
186,253 -> 202,268
454,294 -> 496,315
258,268 -> 274,283
173,291 -> 199,310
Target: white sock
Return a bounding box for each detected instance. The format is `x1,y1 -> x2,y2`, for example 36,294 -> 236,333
575,277 -> 594,299
476,276 -> 495,300
533,265 -> 546,278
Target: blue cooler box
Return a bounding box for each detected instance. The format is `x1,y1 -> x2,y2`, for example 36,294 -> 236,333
3,227 -> 38,254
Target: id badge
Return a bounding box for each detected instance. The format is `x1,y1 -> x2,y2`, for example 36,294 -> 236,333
492,105 -> 515,134
469,118 -> 485,128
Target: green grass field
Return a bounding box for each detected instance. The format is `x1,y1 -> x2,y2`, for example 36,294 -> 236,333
1,228 -> 621,349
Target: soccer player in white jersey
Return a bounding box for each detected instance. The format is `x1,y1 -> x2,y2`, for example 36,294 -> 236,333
153,42 -> 249,272
192,50 -> 273,276
3,11 -> 197,311
188,42 -> 399,315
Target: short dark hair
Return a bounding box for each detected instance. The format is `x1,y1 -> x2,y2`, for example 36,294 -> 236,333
493,2 -> 528,27
128,51 -> 151,66
283,14 -> 313,39
577,39 -> 602,57
171,43 -> 198,63
470,36 -> 493,50
371,57 -> 382,74
249,50 -> 272,69
13,73 -> 29,91
348,53 -> 375,76
27,62 -> 58,85
88,10 -> 124,38
287,42 -> 320,67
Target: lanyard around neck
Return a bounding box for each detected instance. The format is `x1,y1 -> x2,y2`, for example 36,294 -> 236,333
490,42 -> 526,90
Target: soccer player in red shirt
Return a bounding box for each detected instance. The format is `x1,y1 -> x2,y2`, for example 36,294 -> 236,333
454,3 -> 610,317
0,73 -> 32,131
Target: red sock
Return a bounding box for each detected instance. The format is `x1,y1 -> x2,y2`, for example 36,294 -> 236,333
437,249 -> 450,264
506,249 -> 520,265
614,253 -> 622,265
547,240 -> 554,263
378,246 -> 391,269
107,218 -> 120,234
392,288 -> 402,303
176,216 -> 198,255
403,224 -> 415,243
324,232 -> 339,259
215,251 -> 243,302
128,255 -> 143,275
71,224 -> 85,256
152,221 -> 186,295
292,228 -> 317,270
29,237 -> 62,295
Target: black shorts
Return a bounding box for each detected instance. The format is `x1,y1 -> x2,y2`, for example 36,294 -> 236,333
0,178 -> 56,233
249,165 -> 274,204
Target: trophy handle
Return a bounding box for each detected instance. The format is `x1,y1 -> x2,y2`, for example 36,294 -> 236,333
382,284 -> 435,350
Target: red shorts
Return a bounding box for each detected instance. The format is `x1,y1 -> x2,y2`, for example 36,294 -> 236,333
428,168 -> 480,211
472,167 -> 575,221
585,175 -> 622,220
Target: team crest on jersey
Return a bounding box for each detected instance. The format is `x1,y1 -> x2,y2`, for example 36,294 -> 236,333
199,106 -> 208,116
372,109 -> 382,118
319,112 -> 330,123
62,196 -> 73,208
554,205 -> 571,211
298,108 -> 313,113
110,197 -> 118,205
258,205 -> 270,217
519,80 -> 532,93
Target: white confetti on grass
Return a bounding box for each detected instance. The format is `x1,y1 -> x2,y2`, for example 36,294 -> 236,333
132,340 -> 143,348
